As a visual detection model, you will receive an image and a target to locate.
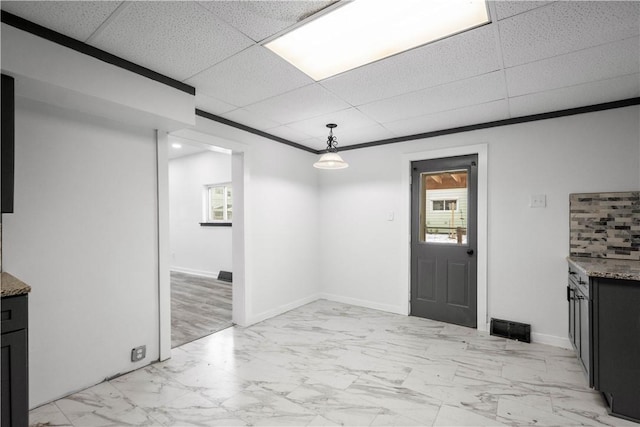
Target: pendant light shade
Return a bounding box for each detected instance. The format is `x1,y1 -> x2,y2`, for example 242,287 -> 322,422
313,124 -> 349,169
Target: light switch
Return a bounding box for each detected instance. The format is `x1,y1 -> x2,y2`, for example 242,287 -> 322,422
530,194 -> 546,208
387,211 -> 395,221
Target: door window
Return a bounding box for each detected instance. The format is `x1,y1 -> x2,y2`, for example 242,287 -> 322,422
419,170 -> 468,244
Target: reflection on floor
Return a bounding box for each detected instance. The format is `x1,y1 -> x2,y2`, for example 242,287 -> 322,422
171,271 -> 232,348
29,300 -> 632,427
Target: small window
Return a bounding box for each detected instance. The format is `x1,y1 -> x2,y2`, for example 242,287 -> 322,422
204,183 -> 232,223
432,199 -> 458,211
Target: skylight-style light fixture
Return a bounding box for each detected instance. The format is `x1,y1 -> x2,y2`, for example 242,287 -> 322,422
313,124 -> 348,170
265,0 -> 489,81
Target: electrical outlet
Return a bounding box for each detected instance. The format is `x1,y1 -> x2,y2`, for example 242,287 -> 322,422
131,345 -> 146,362
529,194 -> 546,208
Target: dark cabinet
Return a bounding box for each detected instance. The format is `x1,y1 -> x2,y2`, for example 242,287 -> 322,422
568,262 -> 640,423
1,73 -> 15,213
567,267 -> 592,385
1,294 -> 28,427
592,277 -> 640,423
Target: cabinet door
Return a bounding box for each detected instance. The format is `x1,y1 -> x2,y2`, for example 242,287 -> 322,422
1,329 -> 28,427
568,285 -> 576,347
578,296 -> 590,374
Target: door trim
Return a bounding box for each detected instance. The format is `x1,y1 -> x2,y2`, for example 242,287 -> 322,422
400,144 -> 488,331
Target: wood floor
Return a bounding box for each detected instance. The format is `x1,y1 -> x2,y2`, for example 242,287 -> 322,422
171,271 -> 232,348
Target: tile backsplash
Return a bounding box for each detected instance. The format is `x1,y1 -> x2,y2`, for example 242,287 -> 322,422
570,191 -> 640,260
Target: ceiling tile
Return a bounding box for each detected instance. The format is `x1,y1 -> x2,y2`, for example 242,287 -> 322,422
186,45 -> 313,107
320,25 -> 501,106
198,1 -> 336,42
195,94 -> 237,115
506,37 -> 640,97
264,125 -> 313,142
360,71 -> 507,123
301,123 -> 396,150
493,1 -> 554,21
500,1 -> 640,67
331,124 -> 396,147
383,100 -> 510,136
1,1 -> 122,41
244,84 -> 351,124
509,74 -> 640,117
286,108 -> 380,138
90,1 -> 253,81
221,108 -> 282,130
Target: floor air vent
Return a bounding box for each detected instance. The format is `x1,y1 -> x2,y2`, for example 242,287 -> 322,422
218,271 -> 232,283
490,318 -> 531,343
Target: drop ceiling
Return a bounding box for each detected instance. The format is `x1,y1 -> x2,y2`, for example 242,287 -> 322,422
2,1 -> 639,152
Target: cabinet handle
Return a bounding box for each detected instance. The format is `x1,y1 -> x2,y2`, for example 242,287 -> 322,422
568,270 -> 576,275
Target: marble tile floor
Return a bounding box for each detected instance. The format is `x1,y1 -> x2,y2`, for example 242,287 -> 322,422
171,271 -> 233,348
30,300 -> 635,427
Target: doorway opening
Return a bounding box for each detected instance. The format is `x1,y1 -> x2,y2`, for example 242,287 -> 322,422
167,137 -> 233,347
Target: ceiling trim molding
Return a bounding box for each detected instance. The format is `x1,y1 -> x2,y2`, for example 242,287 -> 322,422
195,109 -> 318,154
339,97 -> 640,152
0,10 -> 196,96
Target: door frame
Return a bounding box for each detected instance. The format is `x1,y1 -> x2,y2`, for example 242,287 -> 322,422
400,144 -> 488,331
157,129 -> 252,361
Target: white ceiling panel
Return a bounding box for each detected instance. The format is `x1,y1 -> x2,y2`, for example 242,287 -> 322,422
186,45 -> 313,106
90,1 -> 253,81
493,1 -> 554,21
244,84 -> 351,124
221,108 -> 282,130
286,108 -> 380,138
500,1 -> 640,67
3,1 -> 638,151
302,123 -> 396,150
320,25 -> 501,106
382,100 -> 510,136
195,94 -> 237,116
360,71 -> 507,124
332,124 -> 396,147
198,1 -> 336,42
265,125 -> 313,142
509,74 -> 640,117
506,37 -> 640,97
2,1 -> 122,41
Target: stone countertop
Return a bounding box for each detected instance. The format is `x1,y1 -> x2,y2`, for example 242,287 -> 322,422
1,272 -> 32,297
567,257 -> 640,281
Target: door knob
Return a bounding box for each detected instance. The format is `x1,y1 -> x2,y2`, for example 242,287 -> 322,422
467,249 -> 474,255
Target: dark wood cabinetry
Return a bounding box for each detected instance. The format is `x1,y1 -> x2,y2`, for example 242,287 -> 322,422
1,74 -> 15,214
1,294 -> 28,427
567,261 -> 640,423
591,277 -> 640,423
567,266 -> 592,385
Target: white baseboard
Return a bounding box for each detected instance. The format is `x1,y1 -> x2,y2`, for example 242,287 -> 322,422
531,332 -> 572,349
170,266 -> 219,279
247,293 -> 321,325
319,293 -> 407,315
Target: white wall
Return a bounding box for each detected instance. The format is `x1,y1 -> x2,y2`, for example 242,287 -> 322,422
319,106 -> 640,345
169,151 -> 232,277
2,98 -> 160,407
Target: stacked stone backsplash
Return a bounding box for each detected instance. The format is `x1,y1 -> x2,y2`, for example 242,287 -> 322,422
570,191 -> 640,260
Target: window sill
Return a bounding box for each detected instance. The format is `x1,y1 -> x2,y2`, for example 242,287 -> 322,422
199,222 -> 232,227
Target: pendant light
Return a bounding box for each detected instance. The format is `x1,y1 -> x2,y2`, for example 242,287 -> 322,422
313,124 -> 349,169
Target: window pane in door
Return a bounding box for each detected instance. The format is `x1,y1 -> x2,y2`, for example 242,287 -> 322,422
226,187 -> 233,221
419,170 -> 468,244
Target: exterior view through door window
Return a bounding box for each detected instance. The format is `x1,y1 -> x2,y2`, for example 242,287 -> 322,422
420,171 -> 468,244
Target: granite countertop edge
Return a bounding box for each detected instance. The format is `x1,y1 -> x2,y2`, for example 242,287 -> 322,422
1,272 -> 32,297
567,257 -> 640,281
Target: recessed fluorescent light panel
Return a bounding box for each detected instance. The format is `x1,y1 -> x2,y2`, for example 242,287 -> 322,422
265,0 -> 489,81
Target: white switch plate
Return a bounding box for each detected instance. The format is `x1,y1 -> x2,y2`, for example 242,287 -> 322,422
530,194 -> 546,208
387,211 -> 395,221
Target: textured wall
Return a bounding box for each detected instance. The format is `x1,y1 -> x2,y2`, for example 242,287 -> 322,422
570,191 -> 640,260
